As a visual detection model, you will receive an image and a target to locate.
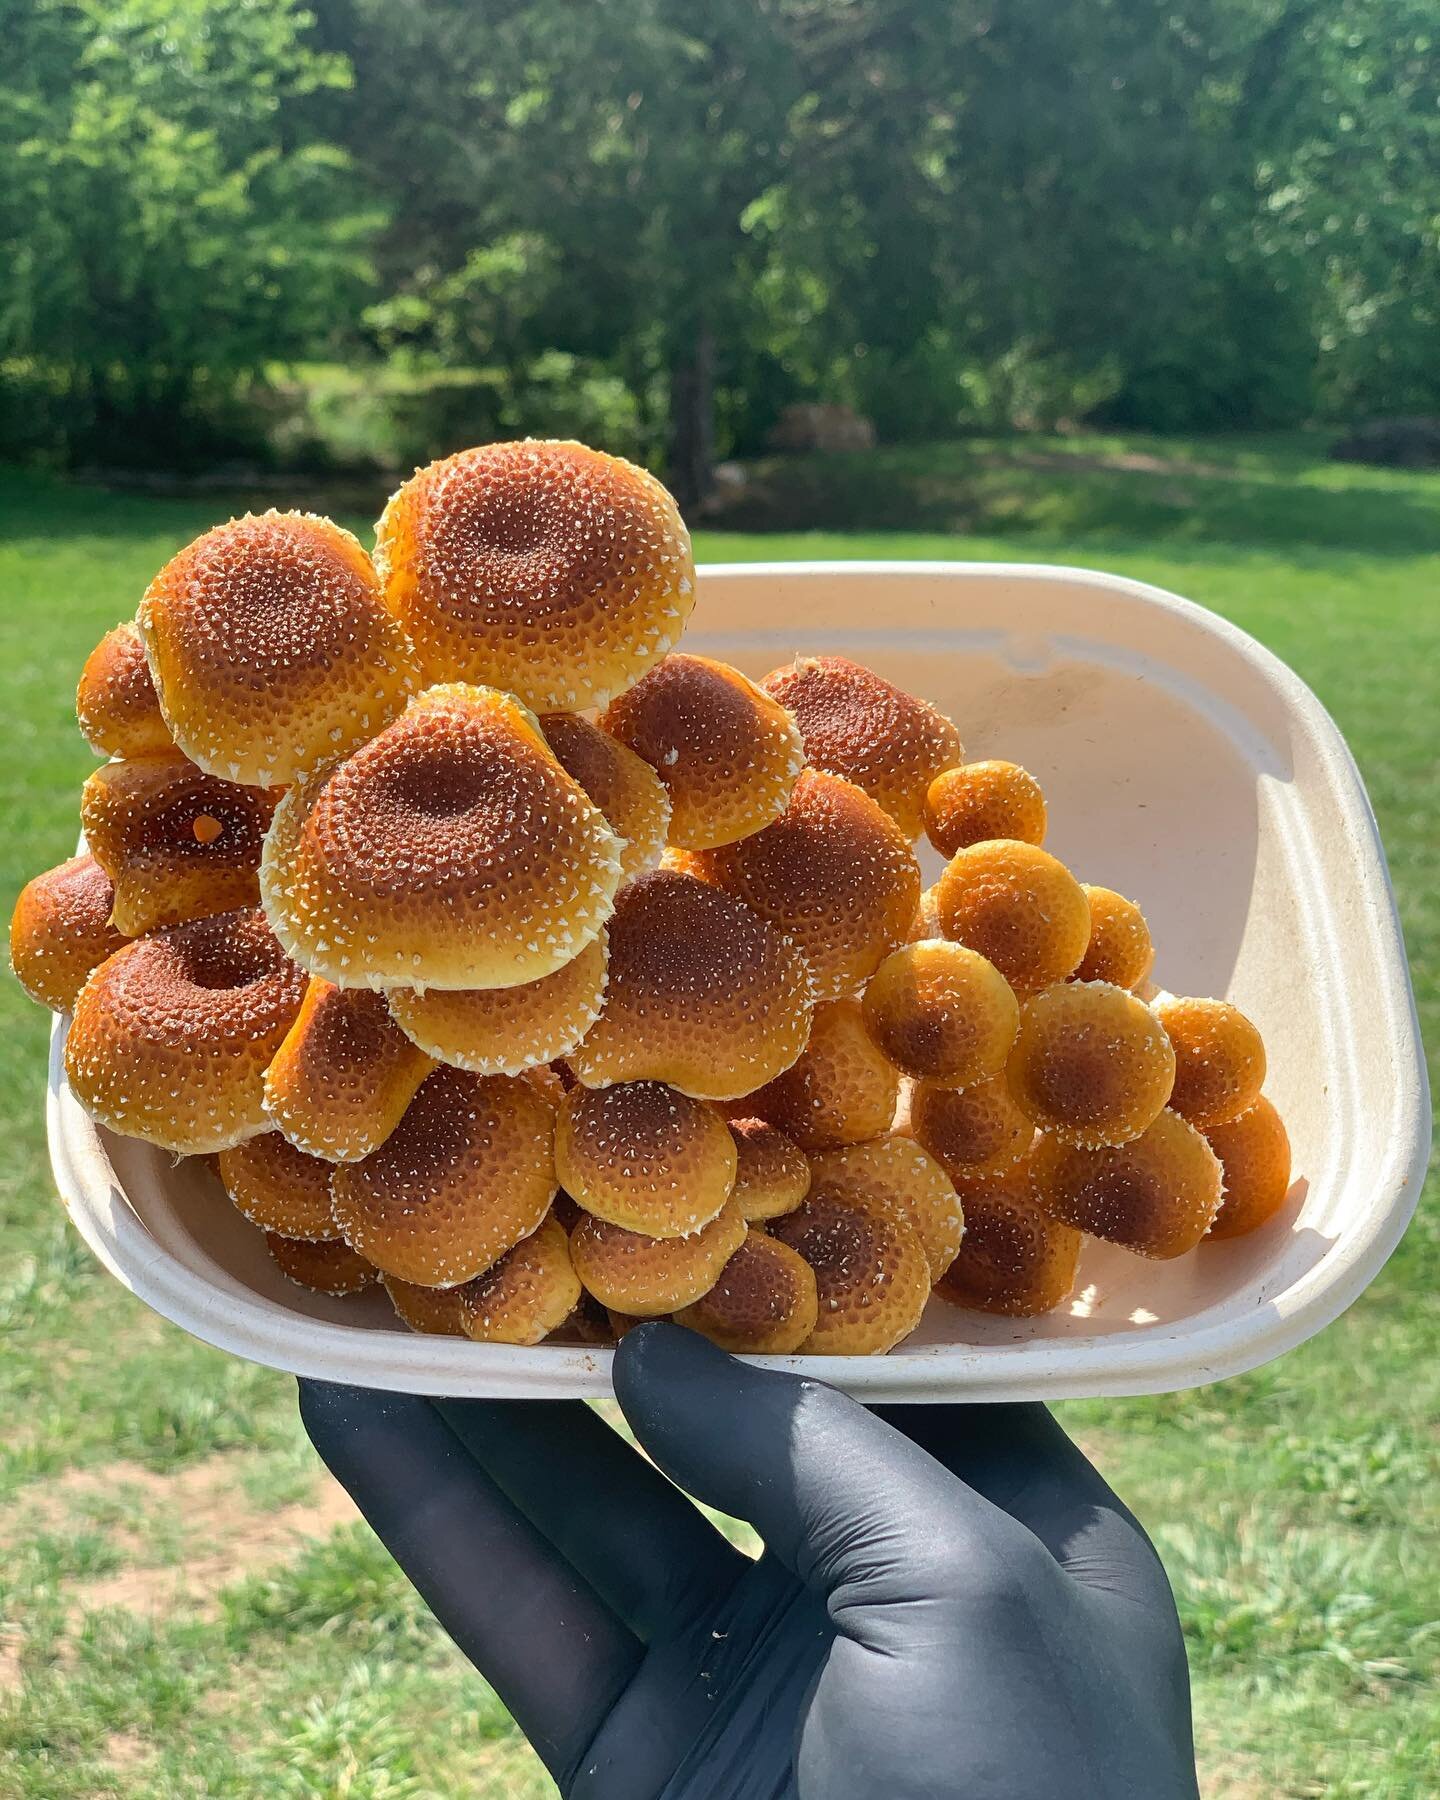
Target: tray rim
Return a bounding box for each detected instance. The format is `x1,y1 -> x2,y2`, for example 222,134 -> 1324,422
46,558 -> 1431,1402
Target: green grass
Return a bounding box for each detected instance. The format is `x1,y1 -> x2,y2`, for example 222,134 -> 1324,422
0,434 -> 1435,1797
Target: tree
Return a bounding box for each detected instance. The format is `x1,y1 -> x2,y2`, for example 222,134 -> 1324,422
0,0 -> 375,461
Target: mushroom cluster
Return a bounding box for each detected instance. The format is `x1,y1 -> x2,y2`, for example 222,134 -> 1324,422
11,438 -> 1293,1357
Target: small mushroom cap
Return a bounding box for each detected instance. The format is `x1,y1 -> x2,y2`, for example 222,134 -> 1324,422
769,1193 -> 930,1355
906,1073 -> 1034,1181
459,1215 -> 583,1343
935,839 -> 1090,992
555,1080 -> 737,1238
1007,980 -> 1176,1149
1154,995 -> 1266,1128
267,1232 -> 379,1296
541,712 -> 671,881
924,760 -> 1046,858
383,1273 -> 471,1336
218,1130 -> 337,1240
374,440 -> 693,712
1204,1096 -> 1293,1240
566,870 -> 814,1100
76,621 -> 172,758
139,510 -> 418,787
81,751 -> 279,937
739,996 -> 899,1155
570,1200 -> 746,1316
1074,886 -> 1154,990
809,1136 -> 965,1281
908,884 -> 945,945
761,655 -> 962,840
862,940 -> 1019,1087
1030,1109 -> 1223,1258
329,1065 -> 557,1286
602,654 -> 803,849
264,978 -> 435,1162
10,854 -> 128,1013
389,930 -> 608,1077
261,683 -> 622,991
687,769 -> 920,1001
63,907 -> 305,1155
675,1230 -> 819,1354
728,1118 -> 811,1221
936,1159 -> 1081,1316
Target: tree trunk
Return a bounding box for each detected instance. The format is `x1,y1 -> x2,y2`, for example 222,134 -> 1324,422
665,317 -> 716,512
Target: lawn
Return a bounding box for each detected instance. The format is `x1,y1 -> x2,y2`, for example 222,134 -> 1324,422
0,435 -> 1436,1798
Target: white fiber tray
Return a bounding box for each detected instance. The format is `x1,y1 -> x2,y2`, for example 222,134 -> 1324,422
48,563 -> 1430,1401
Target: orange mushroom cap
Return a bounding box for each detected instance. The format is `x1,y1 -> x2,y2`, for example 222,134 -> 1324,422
1030,1109 -> 1223,1258
1073,886 -> 1154,991
267,1233 -> 379,1296
555,1080 -> 737,1238
63,907 -> 305,1155
139,510 -> 418,787
761,655 -> 962,840
862,940 -> 1019,1088
569,1200 -> 746,1317
329,1065 -> 557,1287
76,621 -> 172,758
218,1131 -> 338,1241
675,1230 -> 820,1355
1154,995 -> 1266,1128
935,839 -> 1090,992
1007,980 -> 1176,1148
602,654 -> 804,850
739,995 -> 899,1155
924,760 -> 1046,859
1204,1096 -> 1293,1240
686,768 -> 921,1002
261,683 -> 622,991
727,1117 -> 811,1221
906,1073 -> 1034,1182
541,712 -> 671,882
936,1159 -> 1081,1316
374,440 -> 693,711
10,853 -> 128,1013
81,751 -> 279,938
770,1193 -> 930,1355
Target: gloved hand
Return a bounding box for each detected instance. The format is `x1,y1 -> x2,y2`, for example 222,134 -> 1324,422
300,1322 -> 1198,1799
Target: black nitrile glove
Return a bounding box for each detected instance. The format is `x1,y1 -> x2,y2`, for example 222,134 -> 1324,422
300,1322 -> 1198,1800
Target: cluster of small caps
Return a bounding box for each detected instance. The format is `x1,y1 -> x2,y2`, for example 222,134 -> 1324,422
9,438 -> 1295,1356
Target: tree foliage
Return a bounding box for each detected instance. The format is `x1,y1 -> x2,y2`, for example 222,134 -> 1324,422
2,0 -> 1437,476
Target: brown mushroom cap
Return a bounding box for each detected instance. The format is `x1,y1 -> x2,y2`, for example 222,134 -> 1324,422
566,869 -> 814,1100
459,1215 -> 583,1343
139,510 -> 418,787
10,854 -> 128,1013
541,712 -> 671,881
264,979 -> 435,1161
1204,1096 -> 1293,1240
769,1193 -> 930,1355
389,930 -> 608,1078
329,1065 -> 557,1286
602,654 -> 804,850
935,839 -> 1091,992
906,1074 -> 1034,1182
570,1200 -> 746,1316
555,1080 -> 737,1238
728,1118 -> 811,1221
1007,980 -> 1176,1149
1154,995 -> 1266,1128
267,1232 -> 379,1296
1030,1109 -> 1223,1258
1073,886 -> 1155,990
76,621 -> 172,758
374,440 -> 693,711
936,1160 -> 1081,1316
924,760 -> 1046,858
809,1136 -> 964,1281
686,769 -> 921,1001
63,907 -> 305,1154
383,1273 -> 471,1336
862,940 -> 1019,1087
219,1131 -> 337,1240
761,655 -> 962,840
81,751 -> 279,937
739,996 -> 899,1155
674,1230 -> 819,1354
261,683 -> 622,991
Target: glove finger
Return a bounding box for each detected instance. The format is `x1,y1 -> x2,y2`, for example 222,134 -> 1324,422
433,1397 -> 748,1640
612,1323 -> 1046,1638
873,1402 -> 1176,1613
299,1380 -> 640,1787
